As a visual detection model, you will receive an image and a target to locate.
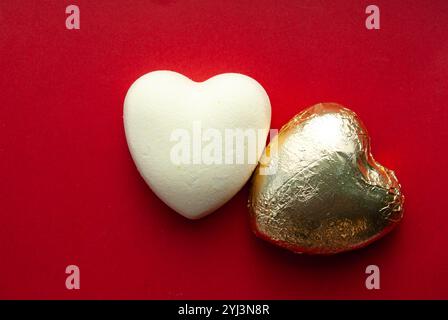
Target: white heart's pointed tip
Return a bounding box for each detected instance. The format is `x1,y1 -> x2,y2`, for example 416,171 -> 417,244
164,198 -> 221,220
179,212 -> 212,220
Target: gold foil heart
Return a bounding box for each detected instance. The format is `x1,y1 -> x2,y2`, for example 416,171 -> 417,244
248,103 -> 404,254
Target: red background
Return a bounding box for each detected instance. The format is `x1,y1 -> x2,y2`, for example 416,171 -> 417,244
1,0 -> 447,299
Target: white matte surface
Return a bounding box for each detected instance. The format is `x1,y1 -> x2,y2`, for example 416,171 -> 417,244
124,71 -> 271,219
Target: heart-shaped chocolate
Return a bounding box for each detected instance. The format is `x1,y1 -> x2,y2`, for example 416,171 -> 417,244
124,71 -> 271,219
248,103 -> 404,254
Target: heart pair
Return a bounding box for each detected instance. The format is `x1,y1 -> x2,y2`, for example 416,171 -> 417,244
123,71 -> 404,254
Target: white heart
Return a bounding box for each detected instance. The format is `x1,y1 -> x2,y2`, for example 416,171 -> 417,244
124,71 -> 271,219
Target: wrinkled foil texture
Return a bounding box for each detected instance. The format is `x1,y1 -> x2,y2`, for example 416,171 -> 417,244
249,103 -> 404,254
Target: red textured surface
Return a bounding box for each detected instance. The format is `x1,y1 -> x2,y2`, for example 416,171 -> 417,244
0,0 -> 447,299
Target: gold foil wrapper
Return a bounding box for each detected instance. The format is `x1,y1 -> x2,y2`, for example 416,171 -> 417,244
248,103 -> 404,254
